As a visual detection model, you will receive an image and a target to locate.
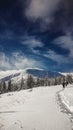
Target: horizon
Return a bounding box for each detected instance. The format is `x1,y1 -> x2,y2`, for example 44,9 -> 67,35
0,67 -> 72,73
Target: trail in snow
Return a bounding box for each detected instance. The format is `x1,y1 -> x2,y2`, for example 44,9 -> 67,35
0,85 -> 72,130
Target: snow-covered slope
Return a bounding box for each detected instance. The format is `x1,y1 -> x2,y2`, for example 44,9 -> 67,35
27,68 -> 62,78
0,68 -> 63,84
61,72 -> 73,76
0,86 -> 72,130
0,69 -> 27,83
59,84 -> 73,113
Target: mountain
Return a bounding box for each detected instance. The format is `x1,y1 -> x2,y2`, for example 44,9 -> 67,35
0,68 -> 63,83
60,72 -> 73,76
26,69 -> 62,78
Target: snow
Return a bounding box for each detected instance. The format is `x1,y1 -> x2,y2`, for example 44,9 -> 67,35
0,70 -> 21,79
0,68 -> 43,83
59,84 -> 73,113
0,68 -> 43,79
0,70 -> 24,81
0,69 -> 28,85
61,72 -> 73,76
0,69 -> 63,84
0,85 -> 72,130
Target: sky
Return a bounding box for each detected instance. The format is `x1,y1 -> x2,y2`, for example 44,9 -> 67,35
0,0 -> 73,72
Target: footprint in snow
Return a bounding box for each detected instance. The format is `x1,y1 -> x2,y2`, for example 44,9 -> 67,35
14,120 -> 23,129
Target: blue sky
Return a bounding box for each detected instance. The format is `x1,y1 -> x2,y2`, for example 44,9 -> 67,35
0,0 -> 73,72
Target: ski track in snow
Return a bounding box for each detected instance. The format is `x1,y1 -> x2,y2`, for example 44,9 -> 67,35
58,85 -> 73,123
0,86 -> 73,130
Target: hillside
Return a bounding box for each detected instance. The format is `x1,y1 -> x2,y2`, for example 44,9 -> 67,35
0,85 -> 72,130
0,68 -> 63,84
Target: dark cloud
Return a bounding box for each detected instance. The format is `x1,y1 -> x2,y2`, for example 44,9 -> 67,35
0,0 -> 73,34
52,0 -> 73,33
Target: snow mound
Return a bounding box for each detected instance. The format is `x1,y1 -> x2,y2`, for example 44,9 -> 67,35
59,84 -> 73,113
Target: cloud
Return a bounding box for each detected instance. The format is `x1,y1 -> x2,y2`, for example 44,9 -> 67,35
54,35 -> 73,58
0,52 -> 43,70
31,46 -> 68,64
22,37 -> 44,48
12,52 -> 40,69
31,48 -> 69,64
31,48 -> 41,55
25,0 -> 60,23
0,52 -> 11,70
43,50 -> 69,64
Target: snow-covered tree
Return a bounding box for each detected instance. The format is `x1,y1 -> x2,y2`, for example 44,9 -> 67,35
8,80 -> 12,91
36,77 -> 41,87
20,76 -> 24,90
66,74 -> 73,84
26,75 -> 35,89
3,81 -> 7,93
44,72 -> 49,86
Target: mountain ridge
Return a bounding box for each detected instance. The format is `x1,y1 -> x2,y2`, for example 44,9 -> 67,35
0,68 -> 64,84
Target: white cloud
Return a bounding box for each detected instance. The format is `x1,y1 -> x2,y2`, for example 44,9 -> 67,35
0,53 -> 11,70
31,47 -> 69,64
0,52 -> 42,70
54,35 -> 73,58
12,52 -> 39,69
25,0 -> 60,22
43,50 -> 69,64
22,38 -> 43,48
31,48 -> 41,55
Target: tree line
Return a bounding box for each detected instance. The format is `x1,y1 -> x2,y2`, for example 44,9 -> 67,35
0,74 -> 73,94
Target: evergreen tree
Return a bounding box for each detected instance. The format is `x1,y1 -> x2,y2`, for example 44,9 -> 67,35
0,82 -> 2,94
26,75 -> 34,89
45,72 -> 49,86
66,74 -> 73,84
12,83 -> 18,91
8,80 -> 12,91
54,78 -> 57,85
40,78 -> 44,86
20,76 -> 24,90
3,81 -> 6,93
36,77 -> 41,87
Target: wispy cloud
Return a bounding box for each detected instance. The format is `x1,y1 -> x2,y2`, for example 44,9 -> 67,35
0,52 -> 43,70
43,50 -> 69,64
21,37 -> 44,48
0,52 -> 11,70
32,48 -> 69,64
31,48 -> 41,55
54,35 -> 73,58
12,52 -> 41,69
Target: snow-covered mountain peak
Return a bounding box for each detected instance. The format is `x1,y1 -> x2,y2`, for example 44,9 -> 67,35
0,68 -> 63,84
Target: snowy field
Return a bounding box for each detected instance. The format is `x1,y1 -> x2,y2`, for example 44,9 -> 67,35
59,84 -> 73,114
0,85 -> 73,130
